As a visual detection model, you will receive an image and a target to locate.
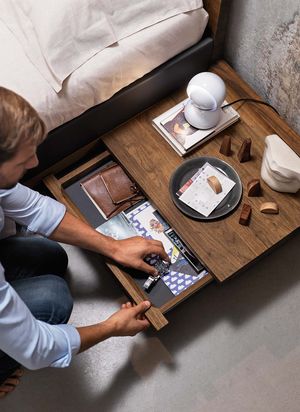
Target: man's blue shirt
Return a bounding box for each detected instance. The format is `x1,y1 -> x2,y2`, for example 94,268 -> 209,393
0,183 -> 80,369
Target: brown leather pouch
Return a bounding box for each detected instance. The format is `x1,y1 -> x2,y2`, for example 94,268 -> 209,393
80,163 -> 143,219
100,163 -> 139,204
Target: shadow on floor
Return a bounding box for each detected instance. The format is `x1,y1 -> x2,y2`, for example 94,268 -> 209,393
2,232 -> 300,411
153,230 -> 300,352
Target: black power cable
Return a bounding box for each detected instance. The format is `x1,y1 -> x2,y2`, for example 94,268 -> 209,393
221,98 -> 279,116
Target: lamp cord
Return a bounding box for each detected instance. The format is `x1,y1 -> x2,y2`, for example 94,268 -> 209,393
221,98 -> 279,116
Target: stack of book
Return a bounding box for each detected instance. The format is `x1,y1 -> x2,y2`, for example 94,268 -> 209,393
152,98 -> 240,156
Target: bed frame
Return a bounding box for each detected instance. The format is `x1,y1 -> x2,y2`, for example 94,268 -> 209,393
27,0 -> 230,183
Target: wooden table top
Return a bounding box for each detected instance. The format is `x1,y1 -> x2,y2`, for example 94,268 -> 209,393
102,60 -> 300,282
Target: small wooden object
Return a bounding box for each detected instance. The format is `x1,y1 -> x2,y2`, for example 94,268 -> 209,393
238,138 -> 252,162
239,203 -> 252,226
219,135 -> 232,156
207,175 -> 222,194
260,202 -> 279,214
247,178 -> 261,196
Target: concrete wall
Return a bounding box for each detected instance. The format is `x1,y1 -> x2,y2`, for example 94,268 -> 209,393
224,0 -> 300,134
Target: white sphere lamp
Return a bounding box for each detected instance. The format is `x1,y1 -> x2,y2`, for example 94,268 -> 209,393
184,72 -> 226,129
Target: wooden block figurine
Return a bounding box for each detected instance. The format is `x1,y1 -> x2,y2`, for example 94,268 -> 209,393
260,202 -> 279,214
247,178 -> 261,196
238,138 -> 252,162
239,203 -> 252,226
219,135 -> 232,156
207,176 -> 222,194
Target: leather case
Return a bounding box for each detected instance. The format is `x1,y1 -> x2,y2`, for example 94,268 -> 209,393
100,163 -> 139,204
80,163 -> 143,219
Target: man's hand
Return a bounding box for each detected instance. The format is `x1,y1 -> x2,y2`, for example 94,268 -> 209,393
109,236 -> 170,275
77,301 -> 151,352
104,301 -> 151,337
50,212 -> 170,275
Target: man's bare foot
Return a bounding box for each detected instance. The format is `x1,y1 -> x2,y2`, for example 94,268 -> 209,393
0,369 -> 23,399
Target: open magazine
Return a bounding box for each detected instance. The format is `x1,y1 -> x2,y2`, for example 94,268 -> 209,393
96,201 -> 208,296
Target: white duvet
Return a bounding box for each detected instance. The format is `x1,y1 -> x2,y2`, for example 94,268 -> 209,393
0,5 -> 208,131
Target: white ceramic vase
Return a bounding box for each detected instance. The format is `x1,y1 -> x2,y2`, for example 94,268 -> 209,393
261,134 -> 300,193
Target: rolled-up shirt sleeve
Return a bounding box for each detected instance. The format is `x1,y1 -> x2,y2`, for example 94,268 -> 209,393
0,264 -> 80,369
0,183 -> 66,236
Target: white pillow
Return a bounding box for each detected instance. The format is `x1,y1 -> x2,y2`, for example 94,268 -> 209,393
0,0 -> 117,92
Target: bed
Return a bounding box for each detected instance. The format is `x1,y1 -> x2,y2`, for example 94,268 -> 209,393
0,0 -> 229,181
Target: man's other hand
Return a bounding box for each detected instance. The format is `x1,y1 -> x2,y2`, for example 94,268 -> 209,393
77,301 -> 152,352
104,301 -> 151,337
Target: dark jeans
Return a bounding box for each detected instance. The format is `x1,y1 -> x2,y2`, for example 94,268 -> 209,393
0,236 -> 73,385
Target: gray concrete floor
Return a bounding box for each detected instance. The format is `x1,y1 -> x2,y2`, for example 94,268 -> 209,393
2,231 -> 300,412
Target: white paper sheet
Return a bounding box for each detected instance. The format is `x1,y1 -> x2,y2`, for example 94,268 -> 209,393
179,163 -> 236,217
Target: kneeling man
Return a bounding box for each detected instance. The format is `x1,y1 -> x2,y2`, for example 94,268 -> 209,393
0,87 -> 168,398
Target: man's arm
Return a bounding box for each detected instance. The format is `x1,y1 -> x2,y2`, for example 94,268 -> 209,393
1,184 -> 169,274
0,263 -> 151,370
0,184 -> 66,237
0,266 -> 79,370
50,211 -> 169,275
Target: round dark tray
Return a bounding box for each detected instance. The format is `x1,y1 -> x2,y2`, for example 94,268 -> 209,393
169,156 -> 243,220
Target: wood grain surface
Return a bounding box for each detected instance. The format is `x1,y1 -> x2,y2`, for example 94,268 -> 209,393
203,0 -> 223,36
102,61 -> 300,282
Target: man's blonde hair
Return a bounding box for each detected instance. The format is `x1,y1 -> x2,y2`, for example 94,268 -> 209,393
0,87 -> 46,163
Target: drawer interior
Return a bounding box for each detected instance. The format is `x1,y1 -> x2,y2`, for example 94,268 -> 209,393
43,148 -> 214,330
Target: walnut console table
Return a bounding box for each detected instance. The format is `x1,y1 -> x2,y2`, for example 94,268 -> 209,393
44,61 -> 300,330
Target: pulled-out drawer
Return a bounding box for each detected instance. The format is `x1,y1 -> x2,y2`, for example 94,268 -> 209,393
43,149 -> 214,331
